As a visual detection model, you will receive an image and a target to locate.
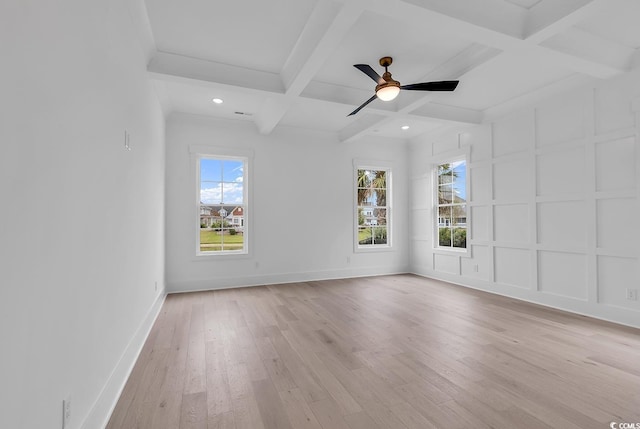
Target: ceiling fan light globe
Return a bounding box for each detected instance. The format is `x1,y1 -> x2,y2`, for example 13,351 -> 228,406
376,85 -> 400,101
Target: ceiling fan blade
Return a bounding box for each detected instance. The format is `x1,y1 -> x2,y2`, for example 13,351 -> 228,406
354,64 -> 384,85
400,80 -> 459,91
348,94 -> 378,116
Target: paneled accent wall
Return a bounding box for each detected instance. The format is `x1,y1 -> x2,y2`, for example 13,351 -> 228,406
409,70 -> 640,328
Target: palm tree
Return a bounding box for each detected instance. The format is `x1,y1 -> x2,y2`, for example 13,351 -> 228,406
357,169 -> 386,206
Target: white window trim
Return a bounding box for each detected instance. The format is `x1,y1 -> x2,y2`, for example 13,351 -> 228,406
353,159 -> 393,253
432,150 -> 470,256
191,145 -> 253,259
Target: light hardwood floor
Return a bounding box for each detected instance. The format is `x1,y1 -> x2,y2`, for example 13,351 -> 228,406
107,274 -> 640,429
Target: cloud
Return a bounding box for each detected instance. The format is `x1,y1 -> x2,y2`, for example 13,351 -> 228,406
201,183 -> 244,204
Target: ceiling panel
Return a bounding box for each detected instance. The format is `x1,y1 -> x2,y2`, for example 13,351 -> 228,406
311,10 -> 475,92
144,0 -> 318,73
144,0 -> 634,140
435,48 -> 575,110
162,81 -> 267,121
575,0 -> 640,49
503,0 -> 542,9
278,99 -> 353,132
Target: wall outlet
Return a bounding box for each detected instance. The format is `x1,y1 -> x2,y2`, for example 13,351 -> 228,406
154,281 -> 158,291
626,288 -> 638,301
255,261 -> 259,269
346,256 -> 351,264
473,264 -> 479,272
62,396 -> 71,429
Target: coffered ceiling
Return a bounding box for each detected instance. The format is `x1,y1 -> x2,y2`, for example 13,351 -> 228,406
143,0 -> 640,141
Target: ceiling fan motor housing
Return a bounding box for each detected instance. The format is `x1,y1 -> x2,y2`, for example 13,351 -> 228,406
377,56 -> 400,91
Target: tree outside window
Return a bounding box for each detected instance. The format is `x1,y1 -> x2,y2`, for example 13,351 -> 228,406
437,160 -> 467,249
357,168 -> 390,248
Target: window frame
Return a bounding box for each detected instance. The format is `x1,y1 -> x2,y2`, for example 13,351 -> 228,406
433,152 -> 470,256
191,145 -> 253,259
353,160 -> 392,252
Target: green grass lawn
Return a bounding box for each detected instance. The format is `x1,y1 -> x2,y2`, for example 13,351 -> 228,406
358,229 -> 371,242
200,230 -> 244,252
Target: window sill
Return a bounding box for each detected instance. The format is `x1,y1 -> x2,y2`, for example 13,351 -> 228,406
193,252 -> 251,262
355,245 -> 393,253
433,247 -> 470,257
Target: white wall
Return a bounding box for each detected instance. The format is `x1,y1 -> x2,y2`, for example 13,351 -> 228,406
409,70 -> 640,328
0,1 -> 165,428
166,113 -> 409,292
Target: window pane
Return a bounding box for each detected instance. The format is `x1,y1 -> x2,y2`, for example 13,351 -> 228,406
371,189 -> 387,207
373,208 -> 387,225
438,184 -> 453,204
358,226 -> 372,245
372,226 -> 387,245
438,164 -> 453,184
198,156 -> 248,255
222,160 -> 244,182
222,182 -> 243,204
451,205 -> 467,226
438,206 -> 452,226
221,228 -> 244,252
356,167 -> 390,248
357,169 -> 370,188
439,227 -> 452,247
200,182 -> 222,204
201,158 -> 222,182
453,227 -> 466,248
436,159 -> 467,251
200,229 -> 222,252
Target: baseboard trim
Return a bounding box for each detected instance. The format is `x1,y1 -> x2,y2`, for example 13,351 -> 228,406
81,289 -> 167,429
167,266 -> 410,294
411,268 -> 640,330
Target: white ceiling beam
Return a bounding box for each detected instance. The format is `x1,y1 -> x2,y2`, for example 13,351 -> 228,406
253,97 -> 292,135
400,0 -> 527,39
148,51 -> 284,94
524,0 -> 604,43
375,0 -> 628,79
281,0 -> 365,96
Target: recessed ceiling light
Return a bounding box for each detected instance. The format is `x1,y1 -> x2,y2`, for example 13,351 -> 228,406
401,125 -> 410,130
212,98 -> 223,104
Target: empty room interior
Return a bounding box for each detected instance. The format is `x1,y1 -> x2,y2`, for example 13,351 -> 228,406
3,0 -> 640,428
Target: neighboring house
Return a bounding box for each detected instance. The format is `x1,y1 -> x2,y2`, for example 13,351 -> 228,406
438,195 -> 467,227
360,205 -> 379,226
227,206 -> 245,231
200,204 -> 245,230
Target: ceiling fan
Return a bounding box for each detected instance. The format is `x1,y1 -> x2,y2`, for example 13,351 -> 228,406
348,56 -> 459,116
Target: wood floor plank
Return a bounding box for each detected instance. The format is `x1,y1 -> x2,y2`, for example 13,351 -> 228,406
107,275 -> 640,428
251,379 -> 293,429
278,388 -> 323,429
308,397 -> 351,429
180,392 -> 207,429
207,410 -> 236,429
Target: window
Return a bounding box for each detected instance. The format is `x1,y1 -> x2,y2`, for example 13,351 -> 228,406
198,156 -> 247,254
436,159 -> 467,250
356,167 -> 390,249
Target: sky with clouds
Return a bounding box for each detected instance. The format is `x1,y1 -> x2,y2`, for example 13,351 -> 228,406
200,159 -> 244,204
